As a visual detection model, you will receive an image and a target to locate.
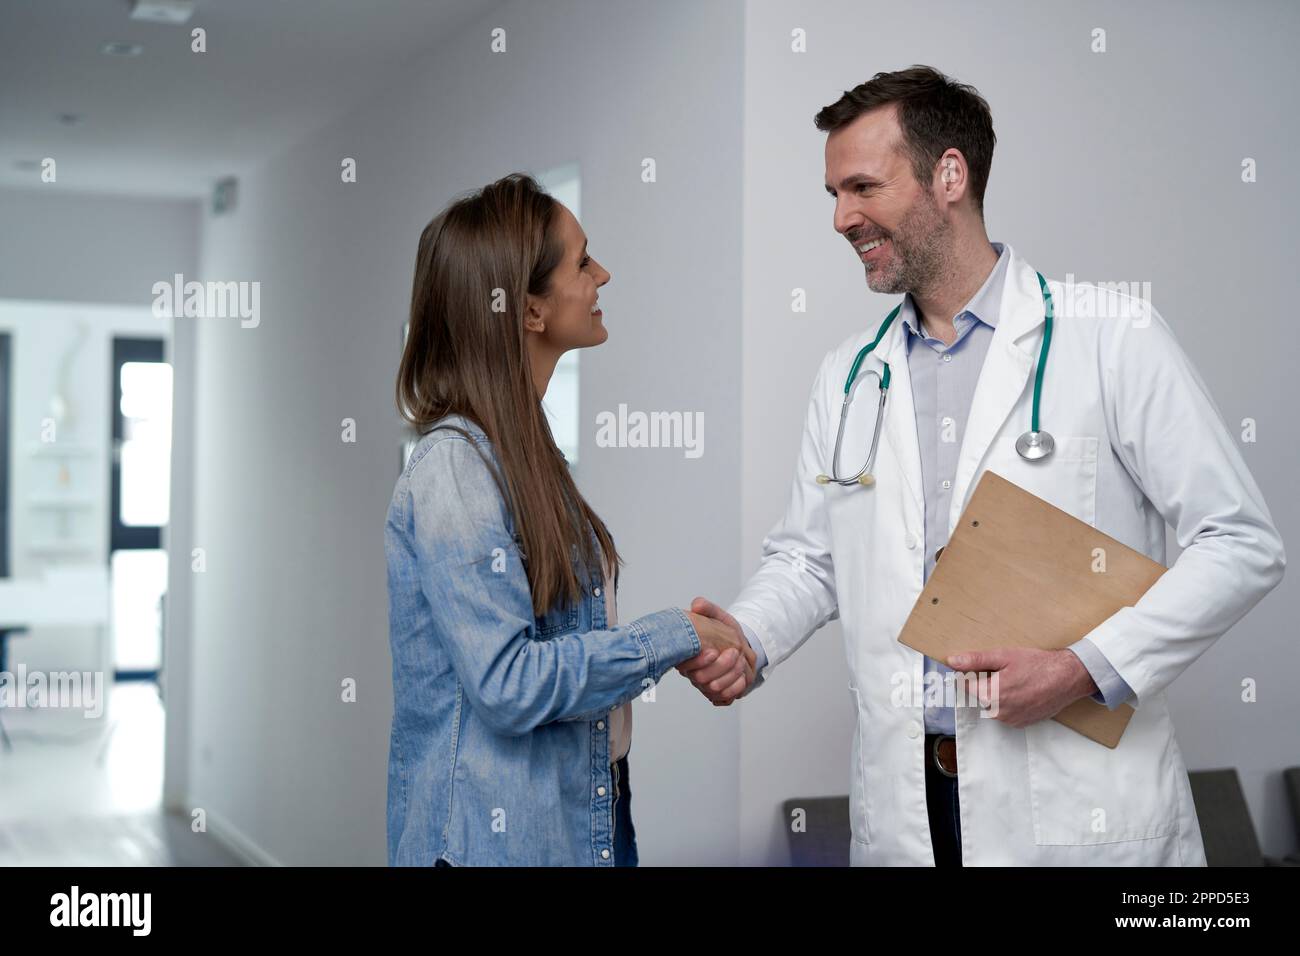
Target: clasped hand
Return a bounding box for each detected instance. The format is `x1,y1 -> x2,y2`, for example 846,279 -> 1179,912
678,597 -> 756,706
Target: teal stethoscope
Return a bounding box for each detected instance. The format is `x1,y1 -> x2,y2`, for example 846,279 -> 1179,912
816,272 -> 1056,487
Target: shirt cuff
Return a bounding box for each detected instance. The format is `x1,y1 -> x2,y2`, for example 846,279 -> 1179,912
1067,637 -> 1134,710
633,607 -> 702,683
737,621 -> 770,683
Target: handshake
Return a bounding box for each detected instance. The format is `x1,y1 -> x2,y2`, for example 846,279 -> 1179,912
679,597 -> 757,706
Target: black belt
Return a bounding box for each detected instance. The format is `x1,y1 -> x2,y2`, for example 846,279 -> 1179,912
925,733 -> 958,778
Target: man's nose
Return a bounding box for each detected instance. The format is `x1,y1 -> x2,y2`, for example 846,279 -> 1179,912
834,201 -> 862,237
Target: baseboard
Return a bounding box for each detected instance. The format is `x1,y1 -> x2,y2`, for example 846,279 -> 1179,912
171,797 -> 283,867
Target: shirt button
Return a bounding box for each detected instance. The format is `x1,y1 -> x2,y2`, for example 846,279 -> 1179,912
597,786 -> 607,797
601,849 -> 610,860
905,533 -> 918,549
906,720 -> 922,739
596,721 -> 605,731
941,416 -> 953,427
941,479 -> 951,490
594,587 -> 602,597
942,353 -> 952,363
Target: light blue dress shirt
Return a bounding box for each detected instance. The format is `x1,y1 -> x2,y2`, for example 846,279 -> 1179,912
742,243 -> 1134,728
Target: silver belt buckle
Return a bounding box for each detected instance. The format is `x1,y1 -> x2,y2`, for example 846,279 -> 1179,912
932,734 -> 958,779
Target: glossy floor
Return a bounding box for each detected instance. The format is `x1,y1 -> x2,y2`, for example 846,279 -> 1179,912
0,682 -> 243,866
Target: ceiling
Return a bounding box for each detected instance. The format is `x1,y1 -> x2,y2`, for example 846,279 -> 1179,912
0,0 -> 495,199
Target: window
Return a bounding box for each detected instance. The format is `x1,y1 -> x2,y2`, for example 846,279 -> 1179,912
536,163 -> 581,464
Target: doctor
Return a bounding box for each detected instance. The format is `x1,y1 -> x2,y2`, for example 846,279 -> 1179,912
678,65 -> 1285,866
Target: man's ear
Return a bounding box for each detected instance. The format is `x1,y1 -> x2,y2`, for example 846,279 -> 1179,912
523,293 -> 547,333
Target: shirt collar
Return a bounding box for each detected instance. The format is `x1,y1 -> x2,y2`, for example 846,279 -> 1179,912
900,241 -> 1009,338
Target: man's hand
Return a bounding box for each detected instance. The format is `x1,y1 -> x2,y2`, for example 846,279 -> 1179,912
679,598 -> 757,706
946,647 -> 1098,729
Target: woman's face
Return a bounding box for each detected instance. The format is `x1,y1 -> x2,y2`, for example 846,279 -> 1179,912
526,203 -> 610,352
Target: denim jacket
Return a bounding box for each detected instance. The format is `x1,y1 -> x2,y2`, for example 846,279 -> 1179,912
385,414 -> 700,866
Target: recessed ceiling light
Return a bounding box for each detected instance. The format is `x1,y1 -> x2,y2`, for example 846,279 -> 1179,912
101,42 -> 144,57
130,0 -> 196,25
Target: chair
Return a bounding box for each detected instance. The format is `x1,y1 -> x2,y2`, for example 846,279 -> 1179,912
781,796 -> 850,866
1281,767 -> 1300,864
1188,768 -> 1299,866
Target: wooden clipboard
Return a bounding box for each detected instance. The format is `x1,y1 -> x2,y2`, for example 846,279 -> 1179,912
897,470 -> 1165,748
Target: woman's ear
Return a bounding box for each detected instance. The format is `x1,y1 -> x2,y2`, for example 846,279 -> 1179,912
523,293 -> 547,333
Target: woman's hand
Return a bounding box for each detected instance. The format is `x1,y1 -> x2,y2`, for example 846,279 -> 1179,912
680,607 -> 757,705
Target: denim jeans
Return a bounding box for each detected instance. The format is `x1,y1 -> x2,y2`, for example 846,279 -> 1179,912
924,736 -> 962,867
611,754 -> 638,867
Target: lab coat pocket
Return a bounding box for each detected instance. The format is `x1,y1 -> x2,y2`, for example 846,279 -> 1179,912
1024,709 -> 1179,845
992,435 -> 1099,526
848,685 -> 871,845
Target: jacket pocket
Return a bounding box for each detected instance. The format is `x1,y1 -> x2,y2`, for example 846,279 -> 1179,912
848,685 -> 871,845
1024,708 -> 1179,845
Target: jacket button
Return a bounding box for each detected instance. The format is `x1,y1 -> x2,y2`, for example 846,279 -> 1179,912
597,786 -> 606,797
596,721 -> 605,731
601,849 -> 611,860
594,587 -> 602,597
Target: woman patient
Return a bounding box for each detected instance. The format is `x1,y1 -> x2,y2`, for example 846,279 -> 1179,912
385,173 -> 754,866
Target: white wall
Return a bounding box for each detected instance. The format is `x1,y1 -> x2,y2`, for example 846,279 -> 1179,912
737,0 -> 1299,863
186,0 -> 744,865
0,188 -> 200,307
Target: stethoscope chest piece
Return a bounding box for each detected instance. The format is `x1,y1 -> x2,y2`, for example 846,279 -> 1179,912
1015,429 -> 1055,461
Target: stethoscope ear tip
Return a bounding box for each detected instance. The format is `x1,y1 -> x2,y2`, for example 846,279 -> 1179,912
858,474 -> 875,487
815,474 -> 831,485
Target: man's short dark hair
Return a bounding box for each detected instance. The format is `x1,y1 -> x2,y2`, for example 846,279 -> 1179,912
814,65 -> 996,218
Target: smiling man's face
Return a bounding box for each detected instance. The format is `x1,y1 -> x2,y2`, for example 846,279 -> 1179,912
824,104 -> 950,295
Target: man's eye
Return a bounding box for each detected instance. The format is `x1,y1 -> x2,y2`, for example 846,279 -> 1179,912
581,256 -> 591,267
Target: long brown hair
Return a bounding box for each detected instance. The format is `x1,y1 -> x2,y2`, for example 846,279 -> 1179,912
396,173 -> 619,615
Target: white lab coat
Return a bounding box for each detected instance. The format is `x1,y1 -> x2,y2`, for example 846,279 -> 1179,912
730,243 -> 1285,866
